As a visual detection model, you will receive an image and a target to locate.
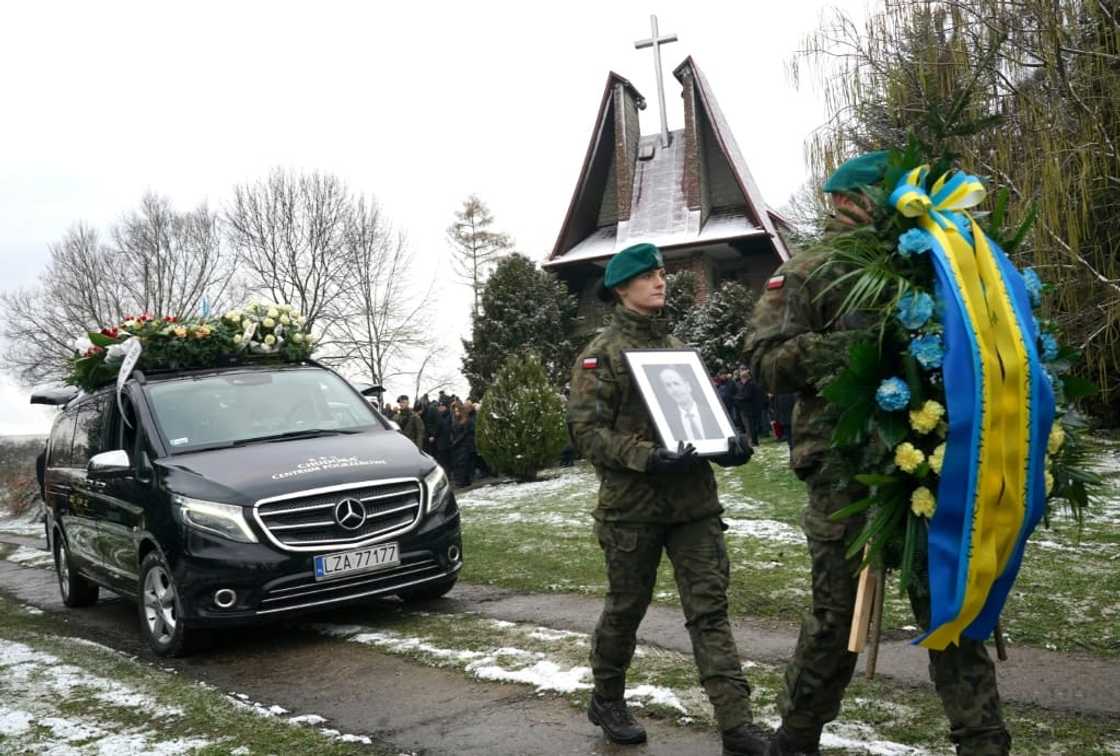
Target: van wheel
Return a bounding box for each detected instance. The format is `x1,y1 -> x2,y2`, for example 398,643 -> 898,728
398,576 -> 458,603
54,534 -> 99,607
138,552 -> 198,657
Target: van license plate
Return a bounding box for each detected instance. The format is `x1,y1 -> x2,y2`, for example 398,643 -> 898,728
313,543 -> 399,581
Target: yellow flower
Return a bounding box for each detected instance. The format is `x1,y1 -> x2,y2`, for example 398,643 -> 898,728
1045,471 -> 1055,495
292,332 -> 304,344
911,487 -> 936,518
225,310 -> 241,322
929,443 -> 946,475
264,334 -> 276,346
909,400 -> 946,435
193,325 -> 211,339
173,326 -> 188,338
1048,423 -> 1065,455
267,307 -> 280,319
894,442 -> 925,473
263,317 -> 276,329
233,334 -> 243,345
280,315 -> 291,326
124,319 -> 139,329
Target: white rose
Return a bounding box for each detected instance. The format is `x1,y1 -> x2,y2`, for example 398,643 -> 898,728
226,309 -> 241,322
264,334 -> 276,345
233,334 -> 243,344
280,315 -> 291,326
263,318 -> 276,328
267,307 -> 279,319
292,333 -> 304,344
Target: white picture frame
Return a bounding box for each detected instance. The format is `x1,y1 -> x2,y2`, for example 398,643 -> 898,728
622,348 -> 736,456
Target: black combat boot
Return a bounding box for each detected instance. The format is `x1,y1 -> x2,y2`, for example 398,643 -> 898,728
768,726 -> 822,756
721,721 -> 771,755
587,694 -> 647,745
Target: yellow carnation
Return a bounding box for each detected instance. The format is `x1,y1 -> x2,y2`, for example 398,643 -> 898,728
233,334 -> 243,345
225,310 -> 241,322
292,332 -> 304,344
894,442 -> 925,473
280,315 -> 291,326
263,317 -> 276,329
929,443 -> 946,475
267,307 -> 280,319
1048,423 -> 1065,455
909,400 -> 946,435
173,326 -> 188,338
1045,471 -> 1055,495
911,487 -> 936,518
264,334 -> 276,346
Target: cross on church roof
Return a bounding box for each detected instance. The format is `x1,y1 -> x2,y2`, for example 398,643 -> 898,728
633,14 -> 677,149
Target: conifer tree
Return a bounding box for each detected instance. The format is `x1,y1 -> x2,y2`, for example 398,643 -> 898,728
673,280 -> 756,374
461,253 -> 579,400
446,195 -> 514,317
476,353 -> 567,481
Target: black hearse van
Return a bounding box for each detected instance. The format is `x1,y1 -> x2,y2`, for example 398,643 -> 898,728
40,362 -> 462,656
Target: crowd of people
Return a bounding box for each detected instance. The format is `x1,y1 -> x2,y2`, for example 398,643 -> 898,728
712,366 -> 795,450
379,391 -> 490,488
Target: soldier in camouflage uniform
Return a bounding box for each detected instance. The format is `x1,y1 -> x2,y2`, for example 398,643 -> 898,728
743,153 -> 1011,756
567,242 -> 769,756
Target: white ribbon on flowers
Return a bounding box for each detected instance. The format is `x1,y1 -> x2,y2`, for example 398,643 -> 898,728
115,337 -> 143,428
239,319 -> 258,351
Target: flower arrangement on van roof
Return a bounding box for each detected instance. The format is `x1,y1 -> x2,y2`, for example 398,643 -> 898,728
66,301 -> 317,391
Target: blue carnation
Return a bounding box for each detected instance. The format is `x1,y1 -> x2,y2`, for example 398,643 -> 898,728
909,333 -> 944,370
876,377 -> 911,412
1021,268 -> 1043,309
896,291 -> 935,330
1039,332 -> 1060,362
897,228 -> 933,258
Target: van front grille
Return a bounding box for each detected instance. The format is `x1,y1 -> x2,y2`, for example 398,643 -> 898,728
254,479 -> 423,552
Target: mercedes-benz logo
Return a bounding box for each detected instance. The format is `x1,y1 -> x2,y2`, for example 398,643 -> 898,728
334,498 -> 367,531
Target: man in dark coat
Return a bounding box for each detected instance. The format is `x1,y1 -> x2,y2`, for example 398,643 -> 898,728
421,395 -> 440,456
567,242 -> 766,755
435,401 -> 453,470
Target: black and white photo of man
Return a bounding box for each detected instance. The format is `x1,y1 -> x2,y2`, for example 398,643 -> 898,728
646,364 -> 723,442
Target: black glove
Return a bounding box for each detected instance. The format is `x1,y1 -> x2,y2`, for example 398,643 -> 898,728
648,441 -> 699,473
713,434 -> 754,468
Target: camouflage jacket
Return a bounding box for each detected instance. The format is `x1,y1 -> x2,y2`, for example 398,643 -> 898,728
397,410 -> 425,450
567,306 -> 721,524
743,243 -> 873,476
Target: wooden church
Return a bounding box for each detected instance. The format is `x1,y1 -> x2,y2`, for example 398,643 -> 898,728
544,28 -> 791,327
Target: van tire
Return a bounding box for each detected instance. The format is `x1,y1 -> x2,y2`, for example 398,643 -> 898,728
138,551 -> 199,657
398,576 -> 458,603
54,533 -> 99,608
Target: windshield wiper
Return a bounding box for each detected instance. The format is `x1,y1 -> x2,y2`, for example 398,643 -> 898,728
231,428 -> 363,446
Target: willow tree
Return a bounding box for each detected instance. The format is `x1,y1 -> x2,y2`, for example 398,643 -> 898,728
790,0 -> 1120,422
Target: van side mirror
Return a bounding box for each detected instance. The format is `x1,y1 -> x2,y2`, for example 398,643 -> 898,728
88,450 -> 131,479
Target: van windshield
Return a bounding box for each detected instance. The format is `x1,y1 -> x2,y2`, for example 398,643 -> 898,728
144,368 -> 380,452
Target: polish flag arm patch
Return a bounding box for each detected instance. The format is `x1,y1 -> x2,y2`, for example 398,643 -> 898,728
766,275 -> 785,290
582,356 -> 599,369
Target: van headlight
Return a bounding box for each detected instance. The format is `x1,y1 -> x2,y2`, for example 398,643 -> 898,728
424,465 -> 451,515
173,496 -> 258,543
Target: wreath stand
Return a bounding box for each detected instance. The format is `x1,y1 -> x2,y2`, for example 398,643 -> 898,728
847,557 -> 1009,679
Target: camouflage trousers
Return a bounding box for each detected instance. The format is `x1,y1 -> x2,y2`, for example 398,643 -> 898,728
591,516 -> 752,731
780,463 -> 1011,755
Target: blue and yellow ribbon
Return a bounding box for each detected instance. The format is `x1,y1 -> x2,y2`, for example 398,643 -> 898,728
890,167 -> 1054,650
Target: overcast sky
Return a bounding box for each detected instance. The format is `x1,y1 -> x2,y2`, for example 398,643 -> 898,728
0,0 -> 869,435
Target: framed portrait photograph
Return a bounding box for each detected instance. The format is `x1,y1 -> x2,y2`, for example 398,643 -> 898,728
622,348 -> 736,456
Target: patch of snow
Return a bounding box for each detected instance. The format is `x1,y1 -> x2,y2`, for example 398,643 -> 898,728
21,604 -> 43,615
335,733 -> 373,744
0,707 -> 34,736
6,545 -> 53,568
0,507 -> 46,536
288,714 -> 328,726
469,659 -> 592,693
230,748 -> 252,756
722,518 -> 805,545
489,619 -> 516,629
40,715 -> 106,742
822,722 -> 936,755
527,627 -> 585,642
624,684 -> 688,714
0,641 -> 182,719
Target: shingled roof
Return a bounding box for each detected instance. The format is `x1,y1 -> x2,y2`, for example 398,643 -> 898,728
545,57 -> 789,269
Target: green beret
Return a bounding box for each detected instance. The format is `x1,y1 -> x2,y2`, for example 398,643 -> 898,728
604,243 -> 664,289
822,150 -> 890,193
